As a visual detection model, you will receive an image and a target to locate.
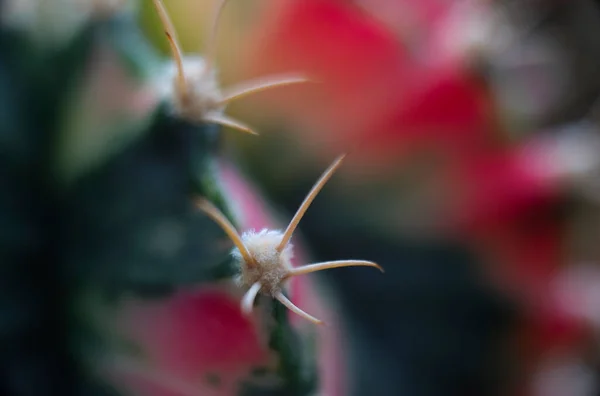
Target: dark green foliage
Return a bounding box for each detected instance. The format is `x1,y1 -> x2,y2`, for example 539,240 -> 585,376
63,109 -> 234,297
0,8 -> 237,396
240,296 -> 319,396
267,297 -> 318,396
0,18 -> 74,396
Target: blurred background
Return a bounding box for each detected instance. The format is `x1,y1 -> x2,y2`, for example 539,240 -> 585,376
139,1 -> 600,395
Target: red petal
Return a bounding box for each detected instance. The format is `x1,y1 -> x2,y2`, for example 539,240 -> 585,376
243,0 -> 408,142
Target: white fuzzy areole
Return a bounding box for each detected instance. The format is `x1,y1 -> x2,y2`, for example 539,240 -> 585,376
232,229 -> 294,295
154,56 -> 225,122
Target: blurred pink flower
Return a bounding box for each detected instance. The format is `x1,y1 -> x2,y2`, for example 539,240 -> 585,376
242,0 -> 494,169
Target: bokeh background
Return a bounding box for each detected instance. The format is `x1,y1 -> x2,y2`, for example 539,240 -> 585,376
139,1 -> 600,395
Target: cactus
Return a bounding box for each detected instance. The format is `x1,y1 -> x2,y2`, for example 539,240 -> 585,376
0,1 -> 367,395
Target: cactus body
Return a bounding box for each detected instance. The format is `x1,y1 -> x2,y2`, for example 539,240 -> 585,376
0,2 -> 327,396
